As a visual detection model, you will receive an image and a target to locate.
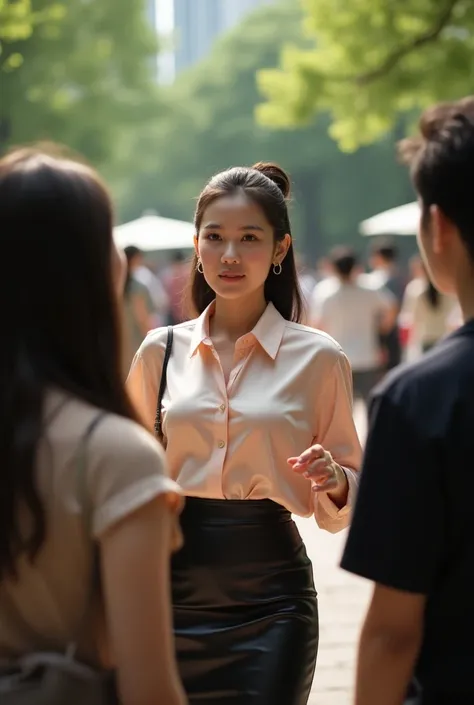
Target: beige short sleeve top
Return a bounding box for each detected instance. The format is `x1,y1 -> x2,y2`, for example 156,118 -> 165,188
0,390 -> 182,664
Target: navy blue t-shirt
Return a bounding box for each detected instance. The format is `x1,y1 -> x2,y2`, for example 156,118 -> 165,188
341,319 -> 474,704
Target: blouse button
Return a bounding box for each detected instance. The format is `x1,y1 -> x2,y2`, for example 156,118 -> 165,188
219,404 -> 226,412
218,440 -> 225,449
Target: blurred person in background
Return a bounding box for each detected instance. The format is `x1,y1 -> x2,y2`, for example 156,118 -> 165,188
400,261 -> 456,357
308,255 -> 338,311
0,147 -> 186,705
295,252 -> 317,323
128,162 -> 361,705
363,239 -> 406,370
162,250 -> 191,325
125,245 -> 169,326
311,246 -> 396,404
342,96 -> 474,705
123,245 -> 156,373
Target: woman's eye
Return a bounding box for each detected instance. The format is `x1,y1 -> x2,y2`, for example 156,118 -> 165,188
242,234 -> 257,241
206,233 -> 221,241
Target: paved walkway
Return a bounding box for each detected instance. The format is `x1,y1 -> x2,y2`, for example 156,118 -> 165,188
296,401 -> 371,705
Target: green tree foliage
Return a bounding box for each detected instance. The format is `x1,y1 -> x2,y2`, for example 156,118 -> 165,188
0,0 -> 65,72
1,0 -> 159,164
117,2 -> 412,257
257,0 -> 474,150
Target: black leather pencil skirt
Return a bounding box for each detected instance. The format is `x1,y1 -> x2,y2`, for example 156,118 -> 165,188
172,498 -> 319,705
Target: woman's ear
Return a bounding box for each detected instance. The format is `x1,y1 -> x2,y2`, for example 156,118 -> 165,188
274,234 -> 292,263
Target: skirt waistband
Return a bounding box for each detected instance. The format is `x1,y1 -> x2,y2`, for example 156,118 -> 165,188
181,497 -> 291,524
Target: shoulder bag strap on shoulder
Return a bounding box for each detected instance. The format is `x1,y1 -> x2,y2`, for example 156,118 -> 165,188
154,326 -> 174,441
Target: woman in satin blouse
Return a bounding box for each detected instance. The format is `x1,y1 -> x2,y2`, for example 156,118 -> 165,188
128,162 -> 362,705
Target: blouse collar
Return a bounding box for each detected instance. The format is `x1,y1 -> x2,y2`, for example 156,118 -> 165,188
189,300 -> 286,360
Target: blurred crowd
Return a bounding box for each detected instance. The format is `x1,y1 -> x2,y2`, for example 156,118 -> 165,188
124,238 -> 461,402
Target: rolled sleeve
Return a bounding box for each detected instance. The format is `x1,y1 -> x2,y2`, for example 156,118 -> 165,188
312,352 -> 362,533
85,416 -> 183,547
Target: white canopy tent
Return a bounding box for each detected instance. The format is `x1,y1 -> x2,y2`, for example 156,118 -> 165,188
114,214 -> 195,252
359,201 -> 419,237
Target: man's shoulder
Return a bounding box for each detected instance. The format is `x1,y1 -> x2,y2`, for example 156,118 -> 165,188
375,328 -> 474,409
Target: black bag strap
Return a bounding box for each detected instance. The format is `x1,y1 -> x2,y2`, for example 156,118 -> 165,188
154,326 -> 174,442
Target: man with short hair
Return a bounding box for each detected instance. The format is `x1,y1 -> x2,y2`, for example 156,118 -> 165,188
342,96 -> 474,705
311,246 -> 396,403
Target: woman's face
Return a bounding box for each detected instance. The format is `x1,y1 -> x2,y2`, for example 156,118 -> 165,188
195,193 -> 290,302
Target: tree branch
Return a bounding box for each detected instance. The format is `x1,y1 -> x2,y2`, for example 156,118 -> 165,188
355,0 -> 461,86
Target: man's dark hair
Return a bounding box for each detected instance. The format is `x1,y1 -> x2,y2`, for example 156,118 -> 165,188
330,246 -> 357,278
124,245 -> 142,261
370,238 -> 398,263
171,250 -> 186,263
398,96 -> 474,261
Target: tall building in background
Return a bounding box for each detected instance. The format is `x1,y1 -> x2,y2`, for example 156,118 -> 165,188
147,0 -> 157,24
146,0 -> 159,80
173,0 -> 273,73
220,0 -> 273,30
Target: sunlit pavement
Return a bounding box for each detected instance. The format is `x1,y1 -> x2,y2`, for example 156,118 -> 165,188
296,400 -> 371,705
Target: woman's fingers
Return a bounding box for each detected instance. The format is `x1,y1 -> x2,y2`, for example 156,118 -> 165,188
312,474 -> 339,492
288,444 -> 324,469
302,457 -> 330,479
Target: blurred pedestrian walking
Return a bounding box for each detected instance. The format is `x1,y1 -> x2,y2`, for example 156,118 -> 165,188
342,96 -> 474,705
400,261 -> 456,358
311,246 -> 396,405
128,162 -> 361,705
362,239 -> 406,370
162,250 -> 191,325
123,245 -> 157,373
0,147 -> 186,705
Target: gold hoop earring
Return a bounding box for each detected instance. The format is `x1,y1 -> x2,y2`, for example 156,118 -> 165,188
197,259 -> 204,274
273,262 -> 282,276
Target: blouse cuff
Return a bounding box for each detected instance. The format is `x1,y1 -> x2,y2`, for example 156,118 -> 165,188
313,465 -> 358,534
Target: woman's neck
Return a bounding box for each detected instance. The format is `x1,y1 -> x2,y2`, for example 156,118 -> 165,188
210,292 -> 267,341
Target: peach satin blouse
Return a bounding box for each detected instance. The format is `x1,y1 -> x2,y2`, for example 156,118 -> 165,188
127,301 -> 362,533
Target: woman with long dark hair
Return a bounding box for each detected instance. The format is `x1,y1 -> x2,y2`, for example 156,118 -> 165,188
128,162 -> 361,704
0,147 -> 186,705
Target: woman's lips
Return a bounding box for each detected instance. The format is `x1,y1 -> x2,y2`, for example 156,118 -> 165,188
219,273 -> 245,281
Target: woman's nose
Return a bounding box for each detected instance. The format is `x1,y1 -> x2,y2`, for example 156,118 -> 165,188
222,244 -> 240,263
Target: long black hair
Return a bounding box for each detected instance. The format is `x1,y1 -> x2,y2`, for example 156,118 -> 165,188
0,146 -> 139,580
190,161 -> 303,322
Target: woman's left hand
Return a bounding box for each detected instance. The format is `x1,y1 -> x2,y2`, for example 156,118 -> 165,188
288,444 -> 345,494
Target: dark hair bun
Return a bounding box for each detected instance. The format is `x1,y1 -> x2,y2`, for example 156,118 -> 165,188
252,161 -> 291,198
